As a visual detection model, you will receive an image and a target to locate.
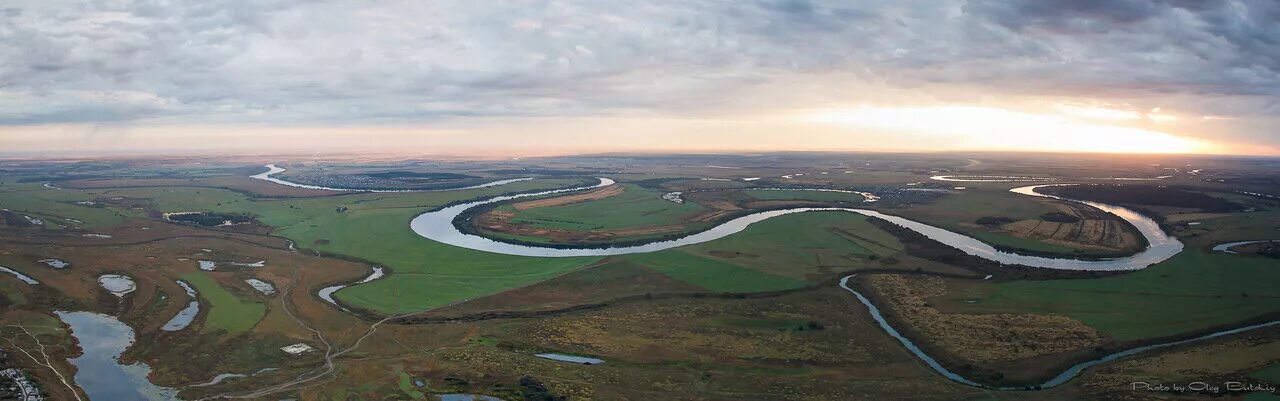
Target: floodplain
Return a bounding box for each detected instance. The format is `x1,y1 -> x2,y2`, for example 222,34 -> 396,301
0,152 -> 1276,400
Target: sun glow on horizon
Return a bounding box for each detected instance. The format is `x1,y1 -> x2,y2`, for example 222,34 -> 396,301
804,106 -> 1210,154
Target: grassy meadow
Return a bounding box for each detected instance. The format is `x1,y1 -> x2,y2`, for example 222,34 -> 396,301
948,249 -> 1280,341
676,211 -> 902,280
503,183 -> 706,231
742,189 -> 866,203
0,183 -> 132,228
6,178 -> 604,313
181,272 -> 266,333
616,211 -> 904,292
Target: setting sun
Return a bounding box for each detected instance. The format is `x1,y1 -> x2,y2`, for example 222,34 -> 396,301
804,106 -> 1209,154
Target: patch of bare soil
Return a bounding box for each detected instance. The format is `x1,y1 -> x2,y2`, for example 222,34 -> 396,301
981,202 -> 1142,254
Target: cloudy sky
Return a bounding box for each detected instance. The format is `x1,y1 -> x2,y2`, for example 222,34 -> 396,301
1,0 -> 1277,156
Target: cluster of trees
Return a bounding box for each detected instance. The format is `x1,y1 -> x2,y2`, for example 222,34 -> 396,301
364,171 -> 475,180
168,212 -> 253,227
0,210 -> 33,227
1258,244 -> 1280,259
519,376 -> 566,401
791,321 -> 825,331
486,168 -> 600,177
975,216 -> 1016,226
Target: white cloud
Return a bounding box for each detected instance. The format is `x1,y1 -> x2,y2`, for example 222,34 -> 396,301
0,0 -> 1275,150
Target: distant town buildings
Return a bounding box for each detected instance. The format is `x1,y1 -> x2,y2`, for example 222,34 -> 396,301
0,367 -> 45,401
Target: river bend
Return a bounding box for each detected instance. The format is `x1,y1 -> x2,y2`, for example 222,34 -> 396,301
409,179 -> 1182,271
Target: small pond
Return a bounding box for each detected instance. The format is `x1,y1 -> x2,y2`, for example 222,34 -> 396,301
0,265 -> 39,285
56,311 -> 179,400
245,278 -> 276,295
161,281 -> 199,331
98,274 -> 137,297
535,353 -> 604,365
438,395 -> 503,401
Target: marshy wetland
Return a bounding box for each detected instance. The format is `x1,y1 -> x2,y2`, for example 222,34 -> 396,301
0,153 -> 1277,400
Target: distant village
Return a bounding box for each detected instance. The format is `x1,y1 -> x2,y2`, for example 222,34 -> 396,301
289,173 -> 428,190
290,172 -> 479,191
0,350 -> 45,401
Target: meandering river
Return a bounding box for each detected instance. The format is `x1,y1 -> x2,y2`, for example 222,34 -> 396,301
409,179 -> 1182,270
838,275 -> 1280,390
398,176 -> 1243,389
247,166 -> 1253,391
250,164 -> 532,192
1212,240 -> 1279,254
319,266 -> 385,309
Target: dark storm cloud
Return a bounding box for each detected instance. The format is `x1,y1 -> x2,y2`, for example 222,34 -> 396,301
0,0 -> 1276,135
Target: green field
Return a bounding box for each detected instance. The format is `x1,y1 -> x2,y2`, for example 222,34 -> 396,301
181,272 -> 266,333
610,211 -> 904,292
958,250 -> 1280,341
624,251 -> 804,293
16,171 -> 1277,342
677,212 -> 901,279
10,156 -> 1280,400
0,279 -> 29,306
309,206 -> 906,306
1188,204 -> 1280,245
502,183 -> 706,231
1254,363 -> 1280,385
710,318 -> 814,331
249,179 -> 603,313
742,189 -> 865,203
295,207 -> 598,313
0,184 -> 132,228
0,180 -> 902,313
396,369 -> 426,399
1249,363 -> 1280,401
68,179 -> 602,313
900,189 -> 1085,254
